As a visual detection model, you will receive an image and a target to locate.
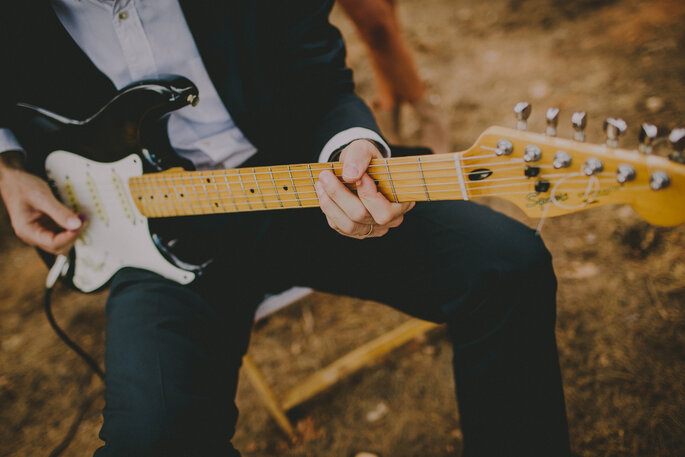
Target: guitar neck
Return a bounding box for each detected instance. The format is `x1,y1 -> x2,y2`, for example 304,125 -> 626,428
129,153 -> 468,218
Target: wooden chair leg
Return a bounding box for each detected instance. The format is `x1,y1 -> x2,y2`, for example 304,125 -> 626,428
242,354 -> 296,440
282,319 -> 439,410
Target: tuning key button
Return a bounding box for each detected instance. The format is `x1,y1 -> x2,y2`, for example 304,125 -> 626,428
495,139 -> 513,156
669,128 -> 685,163
571,112 -> 587,142
638,123 -> 659,154
582,158 -> 603,176
553,151 -> 572,169
616,165 -> 636,183
650,171 -> 670,190
523,145 -> 542,162
603,118 -> 627,147
514,102 -> 531,131
545,107 -> 560,136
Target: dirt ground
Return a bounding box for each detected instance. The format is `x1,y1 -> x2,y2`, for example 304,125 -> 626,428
1,0 -> 684,456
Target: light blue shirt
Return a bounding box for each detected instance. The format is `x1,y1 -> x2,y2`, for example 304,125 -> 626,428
0,0 -> 388,168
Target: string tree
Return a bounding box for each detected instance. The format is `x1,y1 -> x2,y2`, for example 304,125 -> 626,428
545,107 -> 560,136
603,118 -> 627,148
668,128 -> 685,163
514,102 -> 531,131
571,112 -> 587,142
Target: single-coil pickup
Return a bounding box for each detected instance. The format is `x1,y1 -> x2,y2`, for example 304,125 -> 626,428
112,169 -> 136,224
86,173 -> 108,225
62,177 -> 80,213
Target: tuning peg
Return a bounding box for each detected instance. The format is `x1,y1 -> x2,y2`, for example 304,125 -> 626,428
638,123 -> 659,154
603,118 -> 627,147
669,128 -> 685,163
571,112 -> 587,142
545,107 -> 560,136
514,102 -> 531,131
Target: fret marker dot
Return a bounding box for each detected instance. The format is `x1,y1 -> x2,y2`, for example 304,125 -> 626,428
214,202 -> 219,207
180,193 -> 184,197
283,186 -> 288,191
250,189 -> 255,193
206,178 -> 211,183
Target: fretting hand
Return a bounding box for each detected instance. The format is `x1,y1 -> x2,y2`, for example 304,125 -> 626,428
314,139 -> 414,239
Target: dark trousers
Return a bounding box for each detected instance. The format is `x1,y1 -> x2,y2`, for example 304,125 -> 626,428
94,201 -> 570,457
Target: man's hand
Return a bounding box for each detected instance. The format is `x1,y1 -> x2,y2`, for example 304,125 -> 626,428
0,152 -> 83,254
314,139 -> 414,239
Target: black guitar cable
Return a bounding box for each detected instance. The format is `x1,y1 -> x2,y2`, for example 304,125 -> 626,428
44,255 -> 105,457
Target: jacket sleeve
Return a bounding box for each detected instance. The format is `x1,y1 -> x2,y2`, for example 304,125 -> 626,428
274,0 -> 389,162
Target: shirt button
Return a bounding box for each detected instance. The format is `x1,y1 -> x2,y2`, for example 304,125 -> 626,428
118,11 -> 129,20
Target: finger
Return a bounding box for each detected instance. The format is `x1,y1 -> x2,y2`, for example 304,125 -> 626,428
339,140 -> 383,183
315,181 -> 368,237
33,192 -> 82,231
318,170 -> 372,224
356,174 -> 415,225
34,225 -> 80,254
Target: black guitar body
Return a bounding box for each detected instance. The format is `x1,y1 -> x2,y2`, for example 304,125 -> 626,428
10,75 -> 213,289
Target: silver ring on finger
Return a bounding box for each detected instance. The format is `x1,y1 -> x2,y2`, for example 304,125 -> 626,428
361,222 -> 374,238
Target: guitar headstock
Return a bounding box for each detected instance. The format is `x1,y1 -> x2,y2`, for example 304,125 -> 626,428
460,105 -> 685,226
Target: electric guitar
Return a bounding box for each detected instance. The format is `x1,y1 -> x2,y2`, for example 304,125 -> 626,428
12,76 -> 685,293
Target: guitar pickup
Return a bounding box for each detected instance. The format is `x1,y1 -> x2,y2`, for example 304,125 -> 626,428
86,173 -> 108,225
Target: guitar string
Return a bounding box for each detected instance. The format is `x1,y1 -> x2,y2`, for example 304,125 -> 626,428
112,173 -> 623,210
133,184 -> 650,216
140,185 -> 653,216
126,163 -> 619,196
119,175 -> 620,206
130,169 -> 616,191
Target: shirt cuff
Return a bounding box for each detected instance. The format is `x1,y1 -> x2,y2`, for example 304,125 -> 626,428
318,127 -> 391,163
0,129 -> 24,155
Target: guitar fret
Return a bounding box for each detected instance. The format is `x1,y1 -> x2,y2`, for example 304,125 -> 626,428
417,156 -> 431,201
384,159 -> 399,203
287,165 -> 302,207
453,153 -> 470,201
268,167 -> 284,208
200,173 -> 218,214
143,175 -> 159,218
252,168 -> 267,209
222,171 -> 239,212
236,170 -> 253,210
210,173 -> 227,213
307,163 -> 316,191
175,173 -> 191,216
188,173 -> 203,213
159,173 -> 174,216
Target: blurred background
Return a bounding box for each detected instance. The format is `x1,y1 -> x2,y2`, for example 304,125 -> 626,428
1,0 -> 684,456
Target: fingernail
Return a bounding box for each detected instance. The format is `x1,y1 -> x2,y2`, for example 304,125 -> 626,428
314,181 -> 322,195
342,164 -> 359,180
66,217 -> 82,230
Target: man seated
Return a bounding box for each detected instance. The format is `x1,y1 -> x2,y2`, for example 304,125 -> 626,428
0,1 -> 569,456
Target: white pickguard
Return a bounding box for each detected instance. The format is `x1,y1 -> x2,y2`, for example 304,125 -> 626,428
45,151 -> 195,292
